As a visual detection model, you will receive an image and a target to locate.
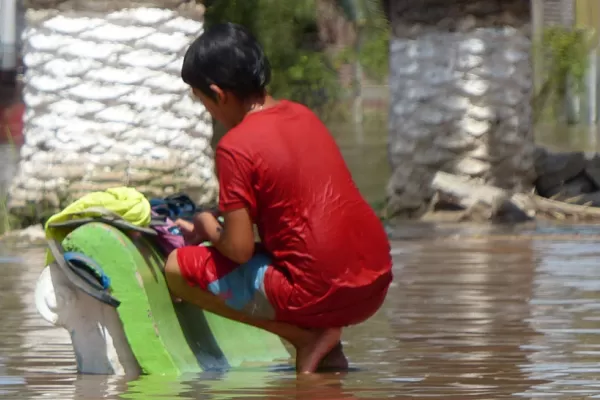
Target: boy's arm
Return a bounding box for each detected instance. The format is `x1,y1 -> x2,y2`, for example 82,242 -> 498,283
196,208 -> 255,264
210,144 -> 257,264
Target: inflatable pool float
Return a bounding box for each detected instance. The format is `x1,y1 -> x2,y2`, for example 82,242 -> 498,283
34,193 -> 290,376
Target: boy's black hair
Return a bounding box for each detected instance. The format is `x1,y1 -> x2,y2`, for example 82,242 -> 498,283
181,22 -> 271,101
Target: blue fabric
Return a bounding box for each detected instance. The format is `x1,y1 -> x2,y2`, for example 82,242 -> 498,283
206,253 -> 271,311
63,251 -> 111,289
150,193 -> 197,221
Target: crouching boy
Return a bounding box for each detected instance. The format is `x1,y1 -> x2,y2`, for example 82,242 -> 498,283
164,22 -> 393,373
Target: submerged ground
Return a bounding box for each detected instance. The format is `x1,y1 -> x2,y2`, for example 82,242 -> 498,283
2,122 -> 600,398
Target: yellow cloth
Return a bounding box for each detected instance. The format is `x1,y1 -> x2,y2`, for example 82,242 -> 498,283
44,187 -> 151,264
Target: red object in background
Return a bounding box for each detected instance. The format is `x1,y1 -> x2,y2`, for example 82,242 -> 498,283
0,102 -> 25,145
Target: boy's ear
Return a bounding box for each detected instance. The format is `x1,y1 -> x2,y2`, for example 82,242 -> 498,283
210,84 -> 226,104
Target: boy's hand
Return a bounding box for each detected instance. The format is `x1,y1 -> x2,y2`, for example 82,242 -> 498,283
192,211 -> 222,243
174,218 -> 203,245
174,218 -> 194,233
177,211 -> 223,246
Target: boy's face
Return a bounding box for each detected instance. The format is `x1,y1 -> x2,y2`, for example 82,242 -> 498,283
191,86 -> 239,130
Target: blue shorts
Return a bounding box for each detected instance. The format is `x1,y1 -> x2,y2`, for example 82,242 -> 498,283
176,246 -> 276,319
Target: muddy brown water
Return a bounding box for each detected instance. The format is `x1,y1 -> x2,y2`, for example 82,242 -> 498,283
3,125 -> 600,398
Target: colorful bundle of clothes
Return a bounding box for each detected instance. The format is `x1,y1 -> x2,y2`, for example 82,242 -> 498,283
42,186 -> 209,307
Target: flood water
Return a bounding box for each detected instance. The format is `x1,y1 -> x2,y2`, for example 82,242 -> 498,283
3,124 -> 600,398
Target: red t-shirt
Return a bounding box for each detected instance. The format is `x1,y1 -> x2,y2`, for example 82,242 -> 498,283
216,100 -> 392,327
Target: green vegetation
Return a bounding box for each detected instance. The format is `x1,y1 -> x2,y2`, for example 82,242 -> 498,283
203,0 -> 389,119
335,0 -> 390,81
533,26 -> 597,123
0,196 -> 9,234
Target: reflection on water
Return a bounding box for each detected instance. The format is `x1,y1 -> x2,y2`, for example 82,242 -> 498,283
390,238 -> 544,398
4,230 -> 600,398
329,118 -> 390,205
536,123 -> 600,153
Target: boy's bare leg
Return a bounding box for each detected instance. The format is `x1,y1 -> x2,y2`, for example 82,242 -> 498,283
165,252 -> 344,373
318,342 -> 348,370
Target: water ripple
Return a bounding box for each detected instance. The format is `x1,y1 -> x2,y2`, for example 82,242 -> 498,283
1,231 -> 600,397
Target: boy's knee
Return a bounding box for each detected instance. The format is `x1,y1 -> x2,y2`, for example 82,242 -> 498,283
164,246 -> 213,290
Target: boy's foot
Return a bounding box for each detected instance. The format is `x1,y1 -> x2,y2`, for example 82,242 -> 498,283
317,342 -> 348,371
295,328 -> 342,373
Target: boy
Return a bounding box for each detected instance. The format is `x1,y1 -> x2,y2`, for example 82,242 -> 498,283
164,22 -> 393,374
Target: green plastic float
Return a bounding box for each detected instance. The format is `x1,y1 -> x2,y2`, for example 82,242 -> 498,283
58,221 -> 289,375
